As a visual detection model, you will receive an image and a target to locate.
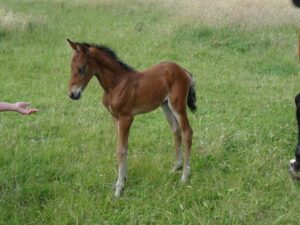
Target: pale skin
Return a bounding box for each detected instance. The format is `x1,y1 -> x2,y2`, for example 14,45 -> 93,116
0,102 -> 39,115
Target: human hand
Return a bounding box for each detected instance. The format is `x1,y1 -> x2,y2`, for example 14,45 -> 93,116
13,102 -> 39,115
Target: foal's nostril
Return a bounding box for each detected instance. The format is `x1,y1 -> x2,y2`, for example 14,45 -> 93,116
69,92 -> 75,99
69,91 -> 81,100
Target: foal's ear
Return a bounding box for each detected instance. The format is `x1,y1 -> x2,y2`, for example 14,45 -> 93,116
77,44 -> 89,54
67,39 -> 78,51
67,39 -> 88,54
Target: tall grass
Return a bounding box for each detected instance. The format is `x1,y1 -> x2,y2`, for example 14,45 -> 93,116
0,0 -> 300,224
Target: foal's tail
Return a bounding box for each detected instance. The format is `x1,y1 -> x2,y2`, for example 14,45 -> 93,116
187,75 -> 197,113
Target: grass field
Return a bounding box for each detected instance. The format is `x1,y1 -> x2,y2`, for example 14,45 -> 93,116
1,0 -> 300,224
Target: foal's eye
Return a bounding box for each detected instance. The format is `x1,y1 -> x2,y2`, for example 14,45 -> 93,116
78,66 -> 86,75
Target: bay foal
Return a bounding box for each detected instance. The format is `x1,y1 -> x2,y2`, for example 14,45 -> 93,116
66,40 -> 196,197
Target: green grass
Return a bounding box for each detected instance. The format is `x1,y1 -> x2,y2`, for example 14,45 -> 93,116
1,0 -> 300,224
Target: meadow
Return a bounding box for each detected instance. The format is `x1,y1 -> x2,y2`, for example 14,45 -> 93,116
1,0 -> 300,224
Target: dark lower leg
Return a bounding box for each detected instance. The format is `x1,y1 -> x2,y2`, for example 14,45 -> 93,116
294,94 -> 300,170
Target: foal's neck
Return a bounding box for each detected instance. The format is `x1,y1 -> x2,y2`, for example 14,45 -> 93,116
92,49 -> 131,93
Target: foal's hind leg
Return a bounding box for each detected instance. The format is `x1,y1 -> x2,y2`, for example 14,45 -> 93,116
168,102 -> 193,183
177,112 -> 193,183
161,102 -> 183,172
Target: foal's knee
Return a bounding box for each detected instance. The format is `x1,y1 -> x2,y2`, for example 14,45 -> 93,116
117,148 -> 127,162
172,126 -> 181,137
183,127 -> 193,145
187,127 -> 193,139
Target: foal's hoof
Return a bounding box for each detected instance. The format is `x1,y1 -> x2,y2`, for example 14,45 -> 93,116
114,184 -> 125,198
172,164 -> 183,173
180,167 -> 191,183
289,159 -> 300,180
114,189 -> 123,198
180,175 -> 189,183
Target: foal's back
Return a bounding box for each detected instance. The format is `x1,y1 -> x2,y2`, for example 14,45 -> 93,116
128,62 -> 191,115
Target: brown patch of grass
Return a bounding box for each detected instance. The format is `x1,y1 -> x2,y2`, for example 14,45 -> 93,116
0,7 -> 46,31
53,0 -> 126,7
15,0 -> 300,28
66,0 -> 300,27
160,0 -> 300,27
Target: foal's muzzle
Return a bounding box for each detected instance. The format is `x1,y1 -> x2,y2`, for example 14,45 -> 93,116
69,86 -> 82,100
69,91 -> 81,100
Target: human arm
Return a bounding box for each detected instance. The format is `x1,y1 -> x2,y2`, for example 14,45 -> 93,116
0,102 -> 39,115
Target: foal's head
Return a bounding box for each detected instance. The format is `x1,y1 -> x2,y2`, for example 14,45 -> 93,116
67,39 -> 94,100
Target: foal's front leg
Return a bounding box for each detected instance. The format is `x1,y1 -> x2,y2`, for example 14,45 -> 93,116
114,116 -> 133,197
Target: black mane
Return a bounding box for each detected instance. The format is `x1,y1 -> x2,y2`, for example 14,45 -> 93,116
79,42 -> 135,72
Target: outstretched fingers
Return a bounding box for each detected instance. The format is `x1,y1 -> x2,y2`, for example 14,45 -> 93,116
16,102 -> 39,115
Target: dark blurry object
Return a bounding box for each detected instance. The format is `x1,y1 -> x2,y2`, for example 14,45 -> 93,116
292,0 -> 300,7
298,30 -> 300,61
